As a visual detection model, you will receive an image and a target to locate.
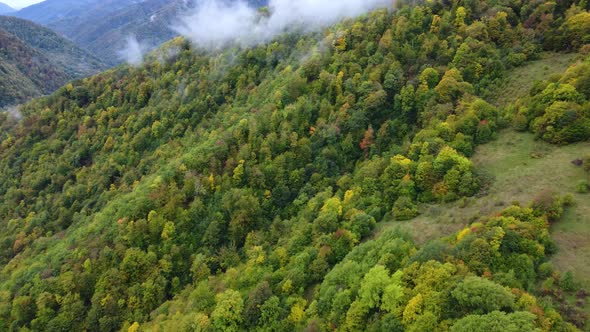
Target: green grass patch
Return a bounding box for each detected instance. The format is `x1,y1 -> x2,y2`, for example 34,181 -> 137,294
488,52 -> 580,107
378,130 -> 590,287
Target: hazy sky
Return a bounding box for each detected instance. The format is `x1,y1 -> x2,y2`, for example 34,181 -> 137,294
3,0 -> 44,9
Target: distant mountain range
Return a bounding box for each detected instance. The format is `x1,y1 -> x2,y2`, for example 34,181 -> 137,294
15,0 -> 268,65
0,2 -> 14,15
0,16 -> 107,107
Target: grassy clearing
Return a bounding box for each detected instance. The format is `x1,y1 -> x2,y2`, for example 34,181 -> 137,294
378,130 -> 590,253
488,52 -> 580,107
379,52 -> 590,285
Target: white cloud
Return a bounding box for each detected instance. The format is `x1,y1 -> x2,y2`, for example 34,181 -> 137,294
173,0 -> 393,49
4,106 -> 22,121
118,35 -> 149,66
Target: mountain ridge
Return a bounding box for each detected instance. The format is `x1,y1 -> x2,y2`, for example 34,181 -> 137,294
0,2 -> 14,15
0,15 -> 107,107
15,0 -> 267,64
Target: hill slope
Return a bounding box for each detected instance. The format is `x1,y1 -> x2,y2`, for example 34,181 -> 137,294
1,1 -> 589,331
0,16 -> 107,107
0,2 -> 13,15
14,0 -> 125,25
15,0 -> 267,64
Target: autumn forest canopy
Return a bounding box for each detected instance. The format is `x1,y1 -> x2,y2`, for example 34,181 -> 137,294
1,0 -> 590,331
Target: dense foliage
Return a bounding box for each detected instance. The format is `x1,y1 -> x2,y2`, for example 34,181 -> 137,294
510,54 -> 590,144
0,16 -> 106,107
0,0 -> 589,331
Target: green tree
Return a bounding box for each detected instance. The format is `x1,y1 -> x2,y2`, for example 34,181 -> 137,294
393,196 -> 418,220
435,69 -> 474,104
358,265 -> 391,308
450,311 -> 538,332
191,254 -> 211,283
211,289 -> 244,332
564,11 -> 590,48
451,276 -> 515,314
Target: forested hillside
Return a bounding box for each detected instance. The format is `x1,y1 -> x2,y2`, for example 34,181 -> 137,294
0,0 -> 589,331
0,16 -> 107,107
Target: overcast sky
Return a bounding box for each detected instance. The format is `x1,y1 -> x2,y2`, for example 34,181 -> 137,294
3,0 -> 44,9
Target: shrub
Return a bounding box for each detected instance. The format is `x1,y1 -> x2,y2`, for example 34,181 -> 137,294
576,180 -> 590,193
560,271 -> 577,292
392,196 -> 418,221
512,112 -> 529,131
531,190 -> 564,222
583,154 -> 590,173
531,101 -> 590,144
537,262 -> 554,279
